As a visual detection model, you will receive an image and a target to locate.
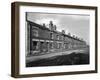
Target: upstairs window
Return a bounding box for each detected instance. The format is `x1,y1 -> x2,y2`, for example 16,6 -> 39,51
32,29 -> 38,37
50,33 -> 54,39
65,37 -> 68,41
57,35 -> 59,40
61,36 -> 64,40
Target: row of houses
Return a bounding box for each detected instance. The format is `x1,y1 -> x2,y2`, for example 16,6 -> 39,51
26,20 -> 87,56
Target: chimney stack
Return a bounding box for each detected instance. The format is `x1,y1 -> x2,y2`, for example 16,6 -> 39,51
43,23 -> 46,27
53,25 -> 57,31
68,33 -> 71,36
49,21 -> 53,30
62,30 -> 65,34
73,35 -> 75,38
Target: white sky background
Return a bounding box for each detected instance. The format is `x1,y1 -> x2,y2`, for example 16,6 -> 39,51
27,12 -> 90,44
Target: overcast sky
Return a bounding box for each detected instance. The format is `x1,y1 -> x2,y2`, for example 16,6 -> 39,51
26,12 -> 90,45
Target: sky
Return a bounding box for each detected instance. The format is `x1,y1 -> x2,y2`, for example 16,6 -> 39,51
26,12 -> 90,45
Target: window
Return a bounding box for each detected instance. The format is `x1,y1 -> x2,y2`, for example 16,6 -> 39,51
57,35 -> 59,40
61,36 -> 64,40
50,42 -> 53,49
65,37 -> 68,41
32,29 -> 38,37
51,43 -> 53,48
57,43 -> 60,48
59,43 -> 61,49
32,41 -> 39,50
50,33 -> 53,39
64,43 -> 66,49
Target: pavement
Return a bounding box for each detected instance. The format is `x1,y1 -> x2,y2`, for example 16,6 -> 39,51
26,48 -> 89,63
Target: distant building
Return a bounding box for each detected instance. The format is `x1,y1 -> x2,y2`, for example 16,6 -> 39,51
26,20 -> 87,55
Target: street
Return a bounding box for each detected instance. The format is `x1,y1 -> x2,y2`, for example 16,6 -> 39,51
26,48 -> 89,67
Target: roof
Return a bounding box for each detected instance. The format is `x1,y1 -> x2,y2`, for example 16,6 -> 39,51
27,20 -> 85,43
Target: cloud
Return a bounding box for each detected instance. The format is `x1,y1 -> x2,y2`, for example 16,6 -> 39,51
27,12 -> 90,44
67,15 -> 90,21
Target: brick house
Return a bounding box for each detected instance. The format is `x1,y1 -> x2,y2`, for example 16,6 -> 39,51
26,20 -> 87,55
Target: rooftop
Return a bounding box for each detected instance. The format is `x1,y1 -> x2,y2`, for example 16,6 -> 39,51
27,20 -> 86,43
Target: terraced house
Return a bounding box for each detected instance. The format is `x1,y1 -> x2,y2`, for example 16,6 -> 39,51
26,20 -> 87,56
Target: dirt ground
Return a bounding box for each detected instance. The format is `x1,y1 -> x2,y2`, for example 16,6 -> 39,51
26,52 -> 89,67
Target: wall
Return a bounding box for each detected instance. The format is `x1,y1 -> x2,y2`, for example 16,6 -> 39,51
0,0 -> 100,80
